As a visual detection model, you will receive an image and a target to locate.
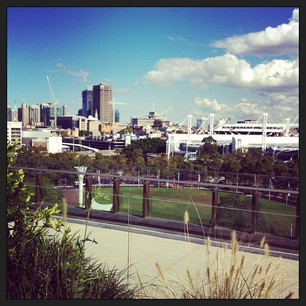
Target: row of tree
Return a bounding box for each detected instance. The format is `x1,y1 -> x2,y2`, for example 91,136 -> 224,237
14,136 -> 298,189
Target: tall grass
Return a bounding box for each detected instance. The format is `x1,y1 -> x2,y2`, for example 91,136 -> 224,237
134,197 -> 298,299
7,198 -> 139,299
139,231 -> 297,299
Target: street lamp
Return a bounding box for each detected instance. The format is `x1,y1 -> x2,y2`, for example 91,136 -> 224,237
74,166 -> 87,207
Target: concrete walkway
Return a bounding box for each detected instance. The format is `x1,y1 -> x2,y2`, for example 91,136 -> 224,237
64,217 -> 299,299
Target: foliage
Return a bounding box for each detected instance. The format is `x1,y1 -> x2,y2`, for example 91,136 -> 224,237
25,176 -> 64,205
239,148 -> 274,176
220,154 -> 242,174
7,140 -> 137,299
218,193 -> 266,232
121,138 -> 166,162
118,126 -> 133,134
195,140 -> 223,172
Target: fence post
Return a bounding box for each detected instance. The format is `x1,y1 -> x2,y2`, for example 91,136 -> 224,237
295,200 -> 299,240
35,172 -> 42,207
85,176 -> 92,211
251,190 -> 259,233
142,181 -> 150,218
210,187 -> 219,228
113,178 -> 120,214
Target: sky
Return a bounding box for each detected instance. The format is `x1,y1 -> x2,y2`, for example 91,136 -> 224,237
7,7 -> 299,126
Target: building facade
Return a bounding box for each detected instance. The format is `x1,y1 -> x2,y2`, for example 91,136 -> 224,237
92,83 -> 113,123
7,121 -> 22,145
82,88 -> 93,117
18,102 -> 30,127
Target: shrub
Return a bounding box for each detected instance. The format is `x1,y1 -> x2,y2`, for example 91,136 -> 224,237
217,193 -> 266,232
7,140 -> 137,299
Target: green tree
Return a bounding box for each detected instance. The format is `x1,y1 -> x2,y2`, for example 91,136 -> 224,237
273,162 -> 289,177
130,148 -> 146,166
169,155 -> 190,170
255,154 -> 274,176
195,140 -> 223,172
148,153 -> 169,168
121,138 -> 166,161
220,154 -> 242,174
287,158 -> 299,178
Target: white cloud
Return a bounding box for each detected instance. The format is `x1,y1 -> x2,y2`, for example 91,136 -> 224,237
144,54 -> 298,96
46,64 -> 87,78
144,9 -> 299,123
233,102 -> 262,117
194,97 -> 227,112
290,8 -> 299,22
211,8 -> 299,56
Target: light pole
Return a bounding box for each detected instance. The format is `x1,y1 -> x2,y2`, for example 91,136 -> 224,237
74,166 -> 87,207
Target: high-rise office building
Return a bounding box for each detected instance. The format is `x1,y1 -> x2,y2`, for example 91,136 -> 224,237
82,88 -> 93,117
92,83 -> 113,123
7,107 -> 18,122
62,105 -> 68,116
40,103 -> 53,127
29,105 -> 41,126
18,102 -> 30,127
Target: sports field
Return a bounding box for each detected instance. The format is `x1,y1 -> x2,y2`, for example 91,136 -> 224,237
91,187 -> 296,237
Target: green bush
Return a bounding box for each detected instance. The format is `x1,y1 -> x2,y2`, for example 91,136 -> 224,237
218,193 -> 266,232
7,140 -> 137,299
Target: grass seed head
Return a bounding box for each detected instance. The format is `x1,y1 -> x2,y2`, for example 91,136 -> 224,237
183,211 -> 190,224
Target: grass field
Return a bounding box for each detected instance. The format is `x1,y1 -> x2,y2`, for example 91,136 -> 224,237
91,186 -> 296,237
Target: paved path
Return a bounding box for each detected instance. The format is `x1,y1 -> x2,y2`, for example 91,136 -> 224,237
64,217 -> 299,299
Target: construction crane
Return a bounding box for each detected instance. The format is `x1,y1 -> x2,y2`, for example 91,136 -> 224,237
46,75 -> 58,128
80,69 -> 91,90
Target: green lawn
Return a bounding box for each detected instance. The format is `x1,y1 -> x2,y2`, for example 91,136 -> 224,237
91,187 -> 296,237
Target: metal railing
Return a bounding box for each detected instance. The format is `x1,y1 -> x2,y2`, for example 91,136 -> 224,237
9,166 -> 299,240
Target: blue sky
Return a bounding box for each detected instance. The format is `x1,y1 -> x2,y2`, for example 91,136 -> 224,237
7,7 -> 299,125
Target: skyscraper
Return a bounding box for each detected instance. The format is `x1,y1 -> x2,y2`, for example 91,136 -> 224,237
82,88 -> 93,117
92,83 -> 113,123
18,102 -> 30,127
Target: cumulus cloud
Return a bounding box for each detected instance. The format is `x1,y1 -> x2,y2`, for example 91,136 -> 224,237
211,8 -> 299,56
194,97 -> 227,112
233,102 -> 262,117
193,97 -> 263,120
144,8 -> 299,122
144,54 -> 298,95
290,8 -> 299,22
193,95 -> 298,123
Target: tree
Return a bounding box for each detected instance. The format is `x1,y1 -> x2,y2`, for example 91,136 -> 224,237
255,154 -> 274,176
117,126 -> 133,134
202,136 -> 217,144
220,154 -> 241,174
273,162 -> 289,177
169,155 -> 190,170
129,148 -> 146,167
195,140 -> 223,172
287,158 -> 299,178
148,153 -> 169,168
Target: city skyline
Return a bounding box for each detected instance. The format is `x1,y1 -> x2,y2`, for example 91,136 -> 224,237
7,7 -> 298,125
